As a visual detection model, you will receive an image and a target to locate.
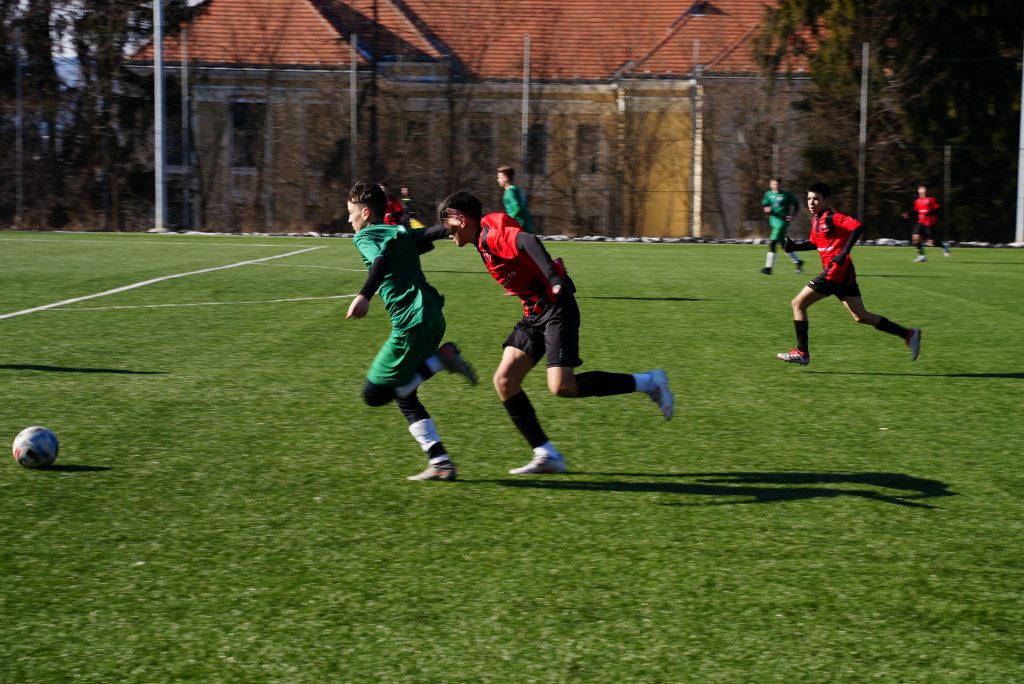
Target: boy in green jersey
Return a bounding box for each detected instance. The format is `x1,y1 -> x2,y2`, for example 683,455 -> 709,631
345,181 -> 477,481
760,177 -> 803,275
497,165 -> 535,233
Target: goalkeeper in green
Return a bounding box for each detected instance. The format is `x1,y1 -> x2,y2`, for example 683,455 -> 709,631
760,177 -> 803,275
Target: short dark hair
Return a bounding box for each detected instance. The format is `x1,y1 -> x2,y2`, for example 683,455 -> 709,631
437,190 -> 482,223
807,182 -> 831,198
771,176 -> 783,184
497,165 -> 515,181
348,181 -> 386,220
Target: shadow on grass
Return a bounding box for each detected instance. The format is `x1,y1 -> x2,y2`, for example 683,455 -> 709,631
39,464 -> 112,473
578,296 -> 707,302
480,471 -> 954,509
807,370 -> 1024,379
0,364 -> 168,375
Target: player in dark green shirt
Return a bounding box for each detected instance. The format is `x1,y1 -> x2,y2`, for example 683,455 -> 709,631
346,182 -> 477,481
760,177 -> 804,275
498,165 -> 534,233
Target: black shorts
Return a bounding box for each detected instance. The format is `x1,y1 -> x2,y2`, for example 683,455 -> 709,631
807,270 -> 861,300
503,296 -> 583,368
915,223 -> 941,241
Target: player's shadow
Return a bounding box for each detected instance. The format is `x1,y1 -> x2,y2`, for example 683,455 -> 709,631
807,370 -> 1024,379
0,364 -> 168,375
40,464 -> 112,473
578,296 -> 706,302
486,471 -> 954,508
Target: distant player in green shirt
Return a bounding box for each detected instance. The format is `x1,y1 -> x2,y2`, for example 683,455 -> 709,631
346,181 -> 477,481
497,165 -> 534,233
760,177 -> 804,275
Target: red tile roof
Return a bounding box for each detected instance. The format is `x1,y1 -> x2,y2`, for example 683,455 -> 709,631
135,0 -> 807,77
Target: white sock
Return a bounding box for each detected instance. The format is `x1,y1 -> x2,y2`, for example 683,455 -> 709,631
409,419 -> 441,453
632,372 -> 655,393
425,355 -> 444,374
787,251 -> 801,263
428,455 -> 451,466
533,442 -> 561,459
765,252 -> 776,269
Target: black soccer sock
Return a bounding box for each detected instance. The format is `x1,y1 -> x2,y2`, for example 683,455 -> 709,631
914,242 -> 924,255
502,391 -> 548,449
395,391 -> 431,424
794,319 -> 809,354
575,371 -> 637,397
874,316 -> 908,339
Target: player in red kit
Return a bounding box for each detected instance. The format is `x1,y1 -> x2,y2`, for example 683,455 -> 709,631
776,182 -> 922,366
427,190 -> 675,475
907,185 -> 950,261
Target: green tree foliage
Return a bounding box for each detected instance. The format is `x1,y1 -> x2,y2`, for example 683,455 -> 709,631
760,0 -> 1023,241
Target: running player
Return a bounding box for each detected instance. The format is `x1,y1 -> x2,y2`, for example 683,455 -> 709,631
776,182 -> 922,366
908,185 -> 950,261
497,166 -> 535,234
346,181 -> 477,481
428,190 -> 674,475
760,177 -> 804,275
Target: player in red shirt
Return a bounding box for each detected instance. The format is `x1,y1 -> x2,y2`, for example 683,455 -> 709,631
907,185 -> 950,261
776,182 -> 922,366
380,182 -> 406,226
428,190 -> 675,475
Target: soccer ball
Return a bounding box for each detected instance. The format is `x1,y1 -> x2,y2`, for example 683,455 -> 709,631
12,426 -> 59,469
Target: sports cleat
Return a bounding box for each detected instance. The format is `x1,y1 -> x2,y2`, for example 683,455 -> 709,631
905,328 -> 922,361
794,259 -> 804,274
437,342 -> 478,385
777,349 -> 810,365
943,251 -> 951,257
407,461 -> 457,481
914,255 -> 927,262
647,369 -> 675,420
760,267 -> 772,275
509,454 -> 566,475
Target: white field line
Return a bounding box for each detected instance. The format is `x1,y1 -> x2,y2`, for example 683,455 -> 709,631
56,294 -> 357,312
0,246 -> 325,320
250,262 -> 366,272
0,237 -> 293,247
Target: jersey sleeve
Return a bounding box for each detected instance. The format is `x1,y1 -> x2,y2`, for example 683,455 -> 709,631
353,229 -> 388,266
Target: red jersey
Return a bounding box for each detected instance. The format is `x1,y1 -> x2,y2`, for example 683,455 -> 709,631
914,196 -> 940,226
810,209 -> 860,282
477,212 -> 569,315
383,196 -> 405,225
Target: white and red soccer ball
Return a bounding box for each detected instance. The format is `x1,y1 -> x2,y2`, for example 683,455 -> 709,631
12,426 -> 59,469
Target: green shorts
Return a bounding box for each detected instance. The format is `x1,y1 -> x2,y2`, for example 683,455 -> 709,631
769,221 -> 788,241
367,312 -> 446,387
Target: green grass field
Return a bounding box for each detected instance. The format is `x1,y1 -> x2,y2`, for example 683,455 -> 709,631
1,232 -> 1021,682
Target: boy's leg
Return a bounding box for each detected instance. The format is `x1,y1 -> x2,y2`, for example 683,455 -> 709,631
912,227 -> 927,261
548,366 -> 675,421
842,296 -> 922,361
778,285 -> 826,364
495,346 -> 566,474
397,392 -> 457,481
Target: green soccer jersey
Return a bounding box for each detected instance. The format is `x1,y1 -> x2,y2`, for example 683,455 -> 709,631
502,184 -> 534,233
353,223 -> 443,331
762,190 -> 799,230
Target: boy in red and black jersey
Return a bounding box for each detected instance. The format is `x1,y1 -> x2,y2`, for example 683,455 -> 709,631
907,185 -> 950,261
777,182 -> 922,366
425,190 -> 675,475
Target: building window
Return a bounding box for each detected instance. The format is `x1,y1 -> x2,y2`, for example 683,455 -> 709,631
230,102 -> 265,169
576,124 -> 600,175
526,123 -> 546,176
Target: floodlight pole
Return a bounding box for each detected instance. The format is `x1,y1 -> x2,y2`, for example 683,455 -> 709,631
521,34 -> 530,175
1015,36 -> 1024,243
15,25 -> 24,229
153,0 -> 166,231
857,42 -> 868,220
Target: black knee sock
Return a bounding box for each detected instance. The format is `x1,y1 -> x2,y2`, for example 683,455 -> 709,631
502,391 -> 547,449
575,371 -> 636,397
794,319 -> 809,354
874,316 -> 908,339
395,391 -> 430,424
914,242 -> 924,255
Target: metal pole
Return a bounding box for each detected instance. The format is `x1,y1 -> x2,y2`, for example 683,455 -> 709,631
154,0 -> 166,231
944,144 -> 951,240
350,34 -> 358,185
1015,36 -> 1024,243
857,42 -> 868,220
181,26 -> 190,230
521,34 -> 530,174
15,25 -> 24,228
